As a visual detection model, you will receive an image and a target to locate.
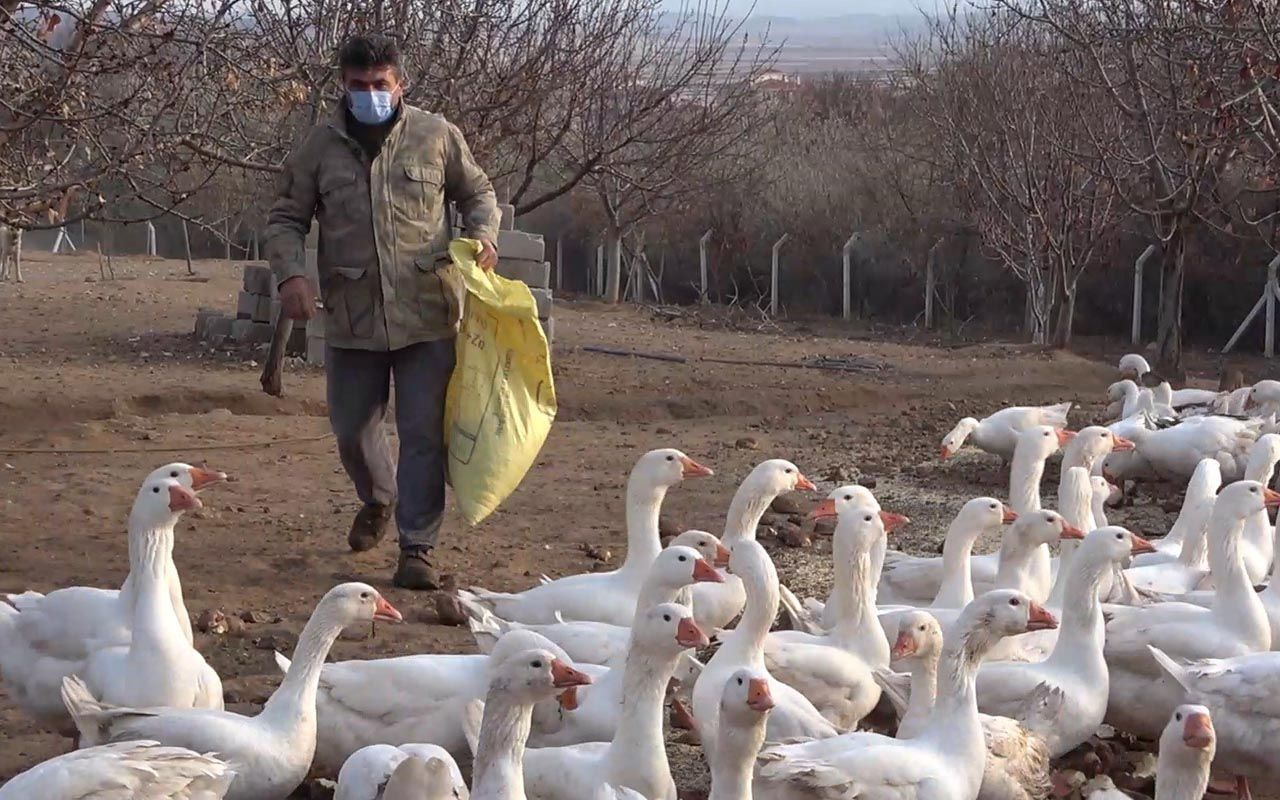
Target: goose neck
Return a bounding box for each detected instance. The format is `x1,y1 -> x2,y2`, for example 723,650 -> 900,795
725,566 -> 778,657
722,482 -> 776,545
621,482 -> 669,572
1047,555 -> 1106,667
830,548 -> 884,658
900,655 -> 939,737
1154,756 -> 1212,800
933,522 -> 979,608
129,529 -> 187,650
605,646 -> 679,789
471,689 -> 534,800
258,605 -> 346,731
1009,452 -> 1046,515
918,636 -> 985,764
709,722 -> 765,800
1207,516 -> 1268,640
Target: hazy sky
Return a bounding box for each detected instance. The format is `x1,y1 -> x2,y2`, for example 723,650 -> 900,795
664,0 -> 931,15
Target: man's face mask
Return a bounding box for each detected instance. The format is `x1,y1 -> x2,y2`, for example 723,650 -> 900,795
343,65 -> 401,125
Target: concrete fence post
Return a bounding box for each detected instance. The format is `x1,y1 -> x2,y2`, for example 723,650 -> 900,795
842,232 -> 860,321
1132,244 -> 1157,345
699,229 -> 713,304
770,233 -> 790,317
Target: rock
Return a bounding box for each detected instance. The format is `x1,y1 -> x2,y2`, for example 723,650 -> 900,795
659,516 -> 683,539
239,609 -> 269,624
1050,770 -> 1086,798
223,616 -> 247,637
861,477 -> 878,489
734,436 -> 760,450
655,426 -> 673,435
770,494 -> 805,516
435,593 -> 470,627
813,517 -> 837,537
437,573 -> 458,593
580,543 -> 612,562
253,628 -> 294,652
778,522 -> 810,548
823,464 -> 857,483
195,609 -> 228,635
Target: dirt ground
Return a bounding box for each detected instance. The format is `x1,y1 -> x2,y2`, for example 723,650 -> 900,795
0,251 -> 1268,794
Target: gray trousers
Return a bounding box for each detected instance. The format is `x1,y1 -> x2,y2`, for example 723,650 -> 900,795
326,339 -> 456,551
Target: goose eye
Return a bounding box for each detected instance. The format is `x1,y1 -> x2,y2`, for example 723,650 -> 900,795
1252,487 -> 1259,493
784,468 -> 793,474
170,470 -> 180,477
152,486 -> 161,493
360,591 -> 370,599
864,515 -> 873,522
1115,533 -> 1123,540
678,555 -> 687,562
737,677 -> 744,685
1176,712 -> 1183,721
531,660 -> 543,668
990,504 -> 997,510
1009,597 -> 1020,606
1043,431 -> 1050,437
844,494 -> 852,501
663,614 -> 671,622
666,455 -> 675,462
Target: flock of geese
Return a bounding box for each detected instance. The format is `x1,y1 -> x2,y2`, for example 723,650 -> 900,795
4,352 -> 1280,799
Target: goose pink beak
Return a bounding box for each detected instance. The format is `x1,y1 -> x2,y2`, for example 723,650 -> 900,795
1112,436 -> 1136,453
1265,488 -> 1280,509
1060,523 -> 1086,541
747,677 -> 775,712
188,467 -> 227,490
713,542 -> 731,568
1002,507 -> 1019,524
795,473 -> 817,492
940,446 -> 953,461
550,659 -> 593,689
373,597 -> 403,623
558,686 -> 581,710
1056,429 -> 1077,446
676,617 -> 710,648
1131,534 -> 1156,555
891,631 -> 916,659
1026,602 -> 1058,632
680,457 -> 714,479
879,511 -> 910,533
692,558 -> 725,583
809,499 -> 837,520
1182,711 -> 1214,749
168,485 -> 202,512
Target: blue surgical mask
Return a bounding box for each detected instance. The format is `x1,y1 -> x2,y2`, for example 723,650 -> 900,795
348,90 -> 396,125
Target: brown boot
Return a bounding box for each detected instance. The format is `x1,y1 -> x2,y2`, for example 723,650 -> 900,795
348,503 -> 394,553
394,548 -> 439,591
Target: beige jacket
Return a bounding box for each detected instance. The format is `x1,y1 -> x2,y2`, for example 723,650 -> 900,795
264,103 -> 499,350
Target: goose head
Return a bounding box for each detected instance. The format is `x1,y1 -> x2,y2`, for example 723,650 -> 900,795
954,497 -> 1016,536
633,448 -> 714,491
811,486 -> 909,544
1118,353 -> 1151,380
1077,526 -> 1155,568
319,582 -> 402,627
1247,434 -> 1280,478
891,610 -> 944,661
1011,509 -> 1085,548
669,529 -> 731,568
1068,426 -> 1135,465
720,668 -> 775,728
1090,475 -> 1121,505
1108,379 -> 1139,402
146,462 -> 227,492
649,544 -> 724,589
724,538 -> 776,585
940,417 -> 981,460
130,476 -> 202,530
489,647 -> 593,700
743,459 -> 816,497
1248,380 -> 1280,411
633,601 -> 709,655
1016,425 -> 1074,463
1214,480 -> 1280,522
382,755 -> 465,800
1163,704 -> 1215,755
965,589 -> 1059,637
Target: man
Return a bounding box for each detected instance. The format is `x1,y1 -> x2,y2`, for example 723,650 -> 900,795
264,34 -> 500,589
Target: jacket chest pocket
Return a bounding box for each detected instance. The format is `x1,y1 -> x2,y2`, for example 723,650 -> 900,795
318,170 -> 363,218
396,164 -> 443,220
324,266 -> 377,340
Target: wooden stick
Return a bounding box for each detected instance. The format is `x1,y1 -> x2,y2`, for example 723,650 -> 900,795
581,345 -> 688,363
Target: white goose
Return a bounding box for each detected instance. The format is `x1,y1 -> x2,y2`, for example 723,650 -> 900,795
336,744 -> 468,800
879,426 -> 1070,606
1,463 -> 224,660
1124,416 -> 1259,483
0,464 -> 225,729
280,627 -> 579,769
939,402 -> 1072,461
1150,648 -> 1277,800
709,668 -> 774,800
782,484 -> 880,631
1130,458 -> 1223,568
874,610 -> 1053,800
459,449 -> 713,626
78,478 -> 223,711
62,582 -> 404,800
692,538 -> 837,770
521,603 -> 708,799
1104,481 -> 1280,740
1154,704 -> 1216,800
0,740 -> 234,800
690,460 -> 817,633
763,496 -> 906,728
464,536 -> 726,666
976,528 -> 1153,757
1124,462 -> 1221,596
1119,353 -> 1152,380
468,649 -> 595,800
753,590 -> 1058,800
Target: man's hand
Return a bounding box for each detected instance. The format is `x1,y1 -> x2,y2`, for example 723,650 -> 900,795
279,276 -> 317,321
478,238 -> 499,271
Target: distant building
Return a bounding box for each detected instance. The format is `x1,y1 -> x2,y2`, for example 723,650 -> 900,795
752,70 -> 803,92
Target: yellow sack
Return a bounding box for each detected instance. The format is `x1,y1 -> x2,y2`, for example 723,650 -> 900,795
444,238 -> 557,525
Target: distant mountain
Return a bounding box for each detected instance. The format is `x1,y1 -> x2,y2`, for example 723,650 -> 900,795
737,12 -> 931,47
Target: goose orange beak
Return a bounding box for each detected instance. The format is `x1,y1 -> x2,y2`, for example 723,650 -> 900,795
879,511 -> 910,533
747,677 -> 775,712
188,467 -> 227,490
1182,711 -> 1214,749
713,542 -> 731,568
940,446 -> 953,461
891,631 -> 916,659
1056,429 -> 1077,446
168,485 -> 202,512
373,596 -> 403,623
692,558 -> 724,583
1002,507 -> 1019,524
1112,436 -> 1136,453
1026,602 -> 1058,632
809,499 -> 838,520
676,617 -> 710,648
795,473 -> 817,492
558,686 -> 581,710
1060,523 -> 1086,541
1265,488 -> 1280,509
1130,534 -> 1156,555
550,659 -> 593,689
680,457 -> 714,479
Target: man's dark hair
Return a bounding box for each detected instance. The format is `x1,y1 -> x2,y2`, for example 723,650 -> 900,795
338,34 -> 402,75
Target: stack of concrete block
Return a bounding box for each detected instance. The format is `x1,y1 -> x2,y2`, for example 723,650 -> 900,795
304,245 -> 326,367
488,202 -> 555,342
194,264 -> 305,352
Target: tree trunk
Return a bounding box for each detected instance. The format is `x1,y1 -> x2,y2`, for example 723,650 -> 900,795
605,225 -> 623,304
1025,273 -> 1053,345
1052,275 -> 1077,348
1155,225 -> 1186,375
